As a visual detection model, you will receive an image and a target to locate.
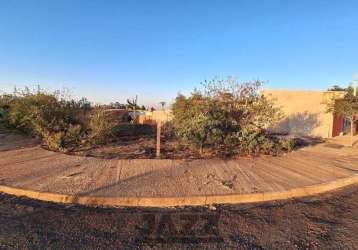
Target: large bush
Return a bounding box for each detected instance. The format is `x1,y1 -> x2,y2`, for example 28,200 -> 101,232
172,77 -> 286,156
0,94 -> 13,129
0,87 -> 91,151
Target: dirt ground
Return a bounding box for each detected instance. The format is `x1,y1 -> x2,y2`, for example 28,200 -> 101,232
73,136 -> 206,159
0,127 -> 204,159
69,126 -> 322,160
68,123 -> 212,159
0,127 -> 325,160
1,184 -> 358,249
0,130 -> 39,151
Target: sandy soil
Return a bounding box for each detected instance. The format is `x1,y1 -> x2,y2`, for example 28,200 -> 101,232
69,134 -> 325,160
0,130 -> 39,151
1,184 -> 358,249
71,136 -> 218,159
1,129 -> 358,198
81,134 -> 356,160
0,127 -> 326,160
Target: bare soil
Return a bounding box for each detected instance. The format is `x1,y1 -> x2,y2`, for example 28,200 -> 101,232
71,135 -> 206,159
67,125 -> 322,160
64,123 -> 217,159
1,184 -> 358,249
0,126 -> 323,160
0,129 -> 39,151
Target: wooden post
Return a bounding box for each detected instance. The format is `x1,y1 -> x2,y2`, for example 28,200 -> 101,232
350,118 -> 355,147
156,121 -> 161,158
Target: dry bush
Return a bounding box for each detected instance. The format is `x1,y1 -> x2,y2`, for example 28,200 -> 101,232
43,124 -> 83,152
88,108 -> 117,145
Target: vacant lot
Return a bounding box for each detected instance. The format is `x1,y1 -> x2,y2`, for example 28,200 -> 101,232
1,184 -> 358,249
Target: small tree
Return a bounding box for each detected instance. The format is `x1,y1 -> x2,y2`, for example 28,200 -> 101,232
126,95 -> 139,122
327,86 -> 358,146
159,101 -> 166,110
126,96 -> 139,110
328,85 -> 347,91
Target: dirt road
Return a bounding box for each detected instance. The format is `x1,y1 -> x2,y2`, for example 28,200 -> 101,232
1,184 -> 358,249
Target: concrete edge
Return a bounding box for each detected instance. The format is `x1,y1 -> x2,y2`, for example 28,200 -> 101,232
1,174 -> 358,207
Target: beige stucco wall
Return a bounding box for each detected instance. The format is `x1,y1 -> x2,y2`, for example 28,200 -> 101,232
139,110 -> 173,124
139,90 -> 342,138
263,90 -> 343,138
151,110 -> 173,122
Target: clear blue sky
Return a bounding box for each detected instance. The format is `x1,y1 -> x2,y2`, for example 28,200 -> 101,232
0,0 -> 357,106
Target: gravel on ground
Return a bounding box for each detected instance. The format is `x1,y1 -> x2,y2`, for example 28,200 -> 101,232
1,184 -> 358,249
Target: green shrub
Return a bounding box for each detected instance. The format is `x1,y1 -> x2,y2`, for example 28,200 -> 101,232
1,87 -> 125,150
88,108 -> 117,145
161,121 -> 175,138
172,93 -> 212,154
0,94 -> 14,128
0,108 -> 9,129
171,77 -> 285,156
0,87 -> 89,150
43,131 -> 66,151
2,89 -> 85,136
43,124 -> 83,152
279,138 -> 295,152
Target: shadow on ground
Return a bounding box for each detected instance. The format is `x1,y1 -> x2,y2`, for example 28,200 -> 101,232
1,184 -> 358,249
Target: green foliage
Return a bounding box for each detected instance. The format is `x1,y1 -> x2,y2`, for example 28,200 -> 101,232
0,94 -> 18,129
109,101 -> 126,109
278,138 -> 295,152
326,86 -> 358,145
159,101 -> 166,110
9,93 -> 61,135
88,108 -> 117,145
328,85 -> 347,91
43,124 -> 83,152
1,88 -> 88,136
0,87 -> 90,150
327,87 -> 358,120
126,96 -> 140,110
171,77 -> 285,155
172,93 -> 211,153
0,107 -> 10,128
161,121 -> 175,138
